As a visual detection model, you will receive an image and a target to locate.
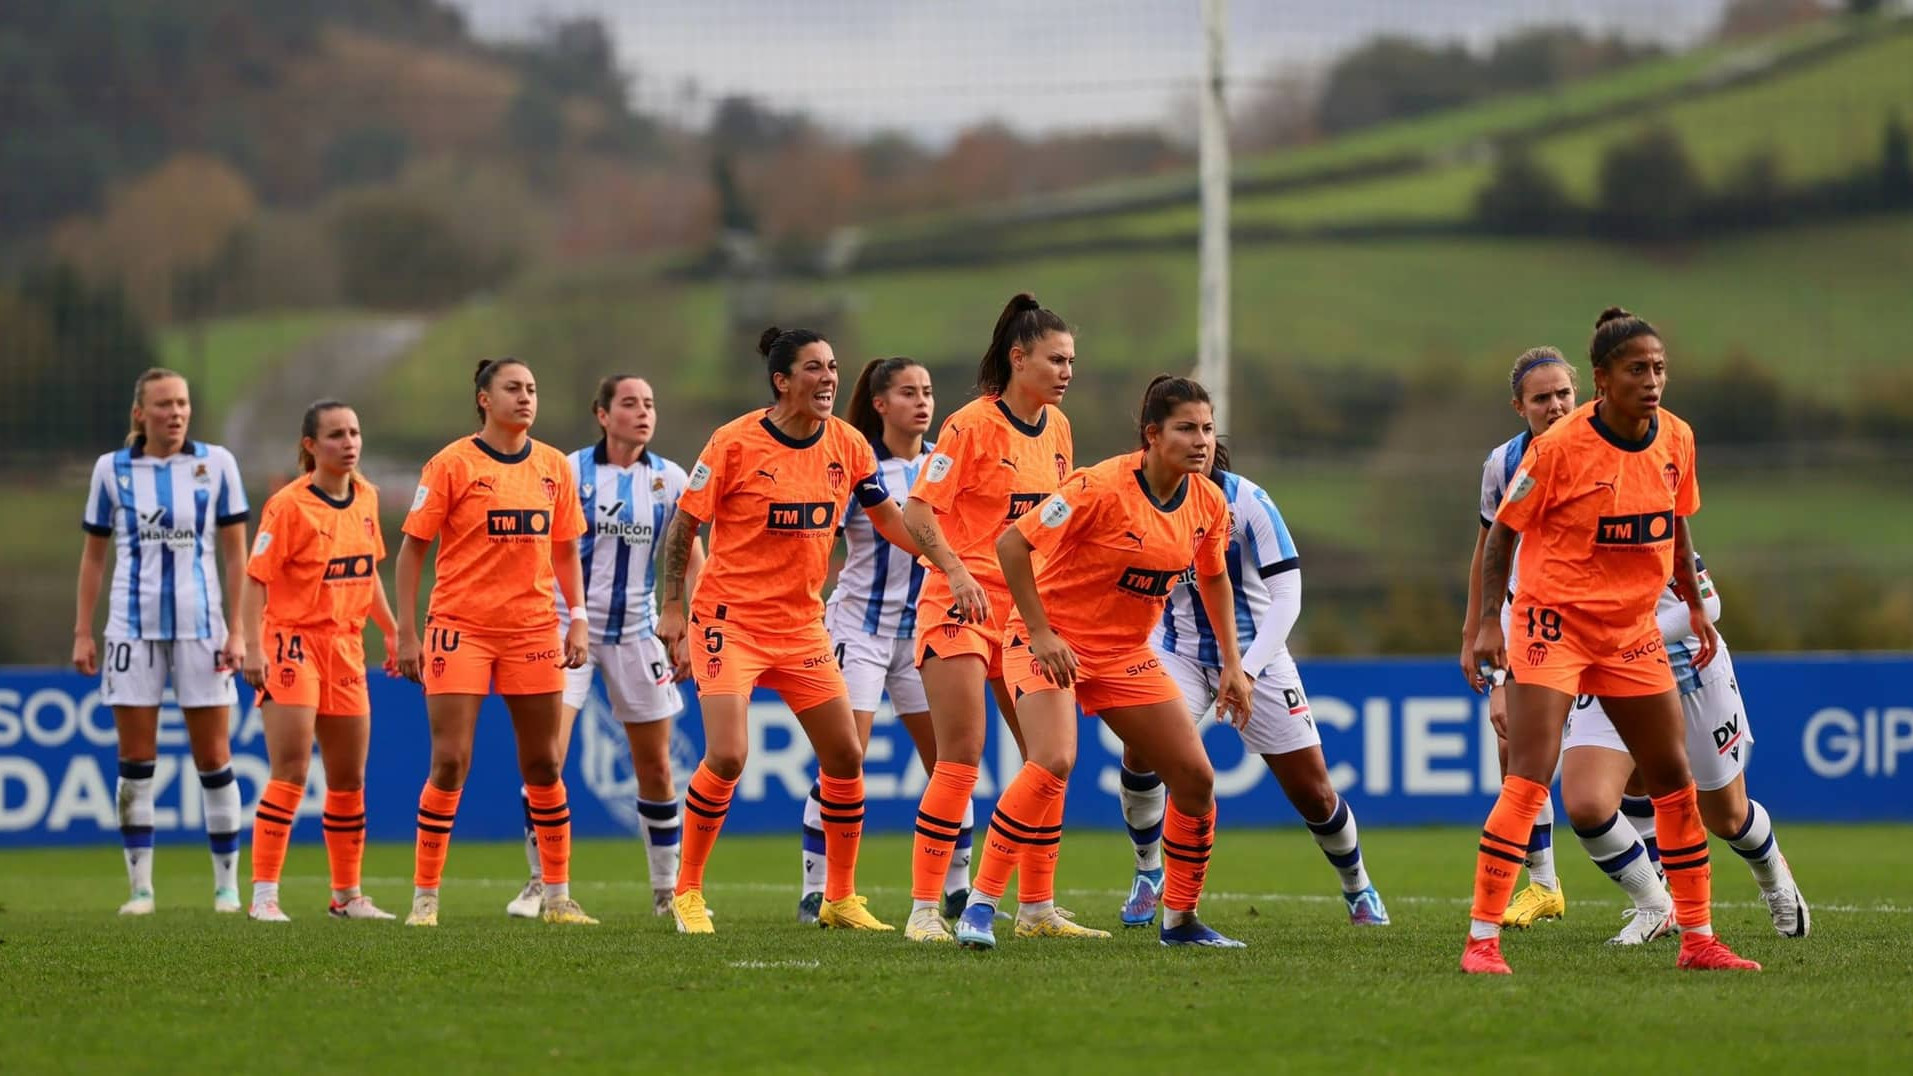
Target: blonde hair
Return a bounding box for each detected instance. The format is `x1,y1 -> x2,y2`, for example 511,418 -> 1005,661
125,367 -> 186,445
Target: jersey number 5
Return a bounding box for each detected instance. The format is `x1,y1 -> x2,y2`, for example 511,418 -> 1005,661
702,625 -> 725,654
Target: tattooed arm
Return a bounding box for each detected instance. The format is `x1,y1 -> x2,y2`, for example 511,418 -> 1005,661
903,499 -> 988,625
656,508 -> 702,661
1471,521 -> 1518,677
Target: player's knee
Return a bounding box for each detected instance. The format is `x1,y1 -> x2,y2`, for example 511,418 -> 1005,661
428,752 -> 471,790
632,752 -> 672,793
191,743 -> 233,772
269,758 -> 310,786
1561,789 -> 1613,832
1029,748 -> 1075,782
519,758 -> 561,786
326,772 -> 364,793
815,740 -> 864,780
703,749 -> 747,782
1167,764 -> 1215,815
1285,777 -> 1336,825
1699,794 -> 1745,839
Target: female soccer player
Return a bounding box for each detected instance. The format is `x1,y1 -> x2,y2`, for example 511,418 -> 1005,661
394,358 -> 594,927
955,375 -> 1253,950
800,357 -> 957,923
1460,348 -> 1578,930
1465,307 -> 1759,974
900,293 -> 1081,944
655,327 -> 916,934
76,368 -> 250,916
505,375 -> 707,921
239,400 -> 399,922
1120,441 -> 1389,929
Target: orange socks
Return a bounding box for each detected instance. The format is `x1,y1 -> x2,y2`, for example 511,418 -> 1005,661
1018,785 -> 1067,904
1470,775 -> 1550,925
413,783 -> 462,890
912,762 -> 979,902
676,763 -> 737,895
251,779 -> 303,886
816,773 -> 866,902
322,788 -> 366,895
971,761 -> 1067,903
1161,801 -> 1216,913
525,781 -> 572,892
1654,784 -> 1714,934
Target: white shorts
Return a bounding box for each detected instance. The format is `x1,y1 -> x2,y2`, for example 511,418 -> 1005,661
1159,647 -> 1322,757
1562,648 -> 1750,792
100,633 -> 238,710
562,636 -> 685,725
826,606 -> 928,715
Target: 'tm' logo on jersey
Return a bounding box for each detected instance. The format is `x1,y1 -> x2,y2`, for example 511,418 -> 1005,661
767,502 -> 835,532
1005,492 -> 1046,522
323,555 -> 375,581
487,509 -> 552,540
1595,511 -> 1674,546
1115,566 -> 1181,599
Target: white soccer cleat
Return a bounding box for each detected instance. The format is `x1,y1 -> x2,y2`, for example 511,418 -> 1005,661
406,892 -> 440,927
119,890 -> 156,917
1763,864 -> 1811,938
213,887 -> 243,914
1606,903 -> 1675,946
250,900 -> 292,923
505,878 -> 544,919
329,895 -> 398,921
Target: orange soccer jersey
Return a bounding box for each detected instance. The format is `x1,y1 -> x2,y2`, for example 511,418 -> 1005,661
1496,401 -> 1700,646
677,411 -> 885,638
1008,452 -> 1230,661
249,477 -> 386,633
910,396 -> 1074,605
402,436 -> 585,633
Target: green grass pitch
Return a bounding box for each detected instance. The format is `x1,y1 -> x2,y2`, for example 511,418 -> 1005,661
3,826 -> 1909,1073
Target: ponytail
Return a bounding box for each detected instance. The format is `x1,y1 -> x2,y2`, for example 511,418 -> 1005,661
977,292 -> 1069,396
1589,306 -> 1659,370
846,357 -> 922,445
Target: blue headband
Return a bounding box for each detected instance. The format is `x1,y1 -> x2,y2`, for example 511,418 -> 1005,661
1512,355 -> 1567,396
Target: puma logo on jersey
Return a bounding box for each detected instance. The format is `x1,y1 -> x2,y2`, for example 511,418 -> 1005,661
754,467 -> 779,484
998,458 -> 1018,470
1593,478 -> 1617,495
1121,530 -> 1145,548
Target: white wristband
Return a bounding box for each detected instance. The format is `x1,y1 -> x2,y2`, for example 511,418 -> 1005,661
568,606 -> 589,626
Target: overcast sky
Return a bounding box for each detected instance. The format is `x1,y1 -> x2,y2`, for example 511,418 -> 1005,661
451,0 -> 1733,143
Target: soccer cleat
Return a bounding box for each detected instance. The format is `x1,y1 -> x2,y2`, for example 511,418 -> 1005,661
955,902 -> 997,950
541,897 -> 599,925
405,892 -> 439,927
505,878 -> 544,919
1344,886 -> 1391,926
672,890 -> 714,935
1762,865 -> 1811,938
213,886 -> 243,914
653,888 -> 675,918
1678,934 -> 1762,971
249,900 -> 291,923
819,894 -> 894,931
797,891 -> 823,926
1159,916 -> 1246,948
119,890 -> 156,917
1501,882 -> 1565,928
1121,868 -> 1165,927
1460,935 -> 1512,974
328,896 -> 397,921
905,906 -> 955,943
1015,908 -> 1111,939
941,887 -> 970,921
1606,903 -> 1675,946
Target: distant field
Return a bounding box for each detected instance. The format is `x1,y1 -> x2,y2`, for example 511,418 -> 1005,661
157,310 -> 355,430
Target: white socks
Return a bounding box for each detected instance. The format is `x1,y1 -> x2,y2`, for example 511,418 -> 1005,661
118,759 -> 157,896
1304,796 -> 1371,894
1574,812 -> 1668,910
1118,766 -> 1165,873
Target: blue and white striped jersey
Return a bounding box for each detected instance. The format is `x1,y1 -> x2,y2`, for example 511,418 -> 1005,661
1480,430 -> 1533,597
82,439 -> 249,641
1153,470 -> 1299,669
825,440 -> 931,640
567,442 -> 688,645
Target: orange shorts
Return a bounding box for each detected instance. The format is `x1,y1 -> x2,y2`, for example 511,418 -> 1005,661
1506,601 -> 1675,699
690,610 -> 845,714
423,622 -> 566,697
1003,634 -> 1183,716
914,594 -> 1006,680
261,623 -> 369,716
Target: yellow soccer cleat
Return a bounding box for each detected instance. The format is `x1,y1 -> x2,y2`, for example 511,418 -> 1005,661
541,897 -> 599,925
405,892 -> 439,927
672,890 -> 715,935
1014,908 -> 1112,939
903,906 -> 954,943
1502,882 -> 1566,928
818,894 -> 894,931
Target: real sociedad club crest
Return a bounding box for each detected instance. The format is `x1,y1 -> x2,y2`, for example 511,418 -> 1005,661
577,679 -> 700,834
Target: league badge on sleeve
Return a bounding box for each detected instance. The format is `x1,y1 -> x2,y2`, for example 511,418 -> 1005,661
926,454 -> 954,483
1508,470 -> 1535,503
688,461 -> 712,491
1040,495 -> 1072,528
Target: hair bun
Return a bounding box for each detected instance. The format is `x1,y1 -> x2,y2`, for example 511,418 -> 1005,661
474,358 -> 493,385
1012,293 -> 1040,313
757,326 -> 784,358
1596,306 -> 1633,328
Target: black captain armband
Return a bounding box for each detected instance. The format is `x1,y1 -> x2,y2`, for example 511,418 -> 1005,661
853,478 -> 889,509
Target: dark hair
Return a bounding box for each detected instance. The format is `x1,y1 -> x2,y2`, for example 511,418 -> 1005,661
1589,307 -> 1659,369
1209,438 -> 1232,479
593,374 -> 644,416
1508,346 -> 1573,398
978,292 -> 1070,396
298,400 -> 354,473
846,357 -> 924,444
126,367 -> 186,445
474,358 -> 529,425
757,326 -> 828,400
1136,374 -> 1213,449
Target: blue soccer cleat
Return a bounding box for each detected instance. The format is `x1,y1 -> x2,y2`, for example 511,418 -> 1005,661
1121,867 -> 1165,927
1345,886 -> 1391,927
1160,916 -> 1246,948
955,902 -> 998,950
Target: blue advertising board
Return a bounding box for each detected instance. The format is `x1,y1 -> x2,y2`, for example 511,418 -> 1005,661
2,655 -> 1908,848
